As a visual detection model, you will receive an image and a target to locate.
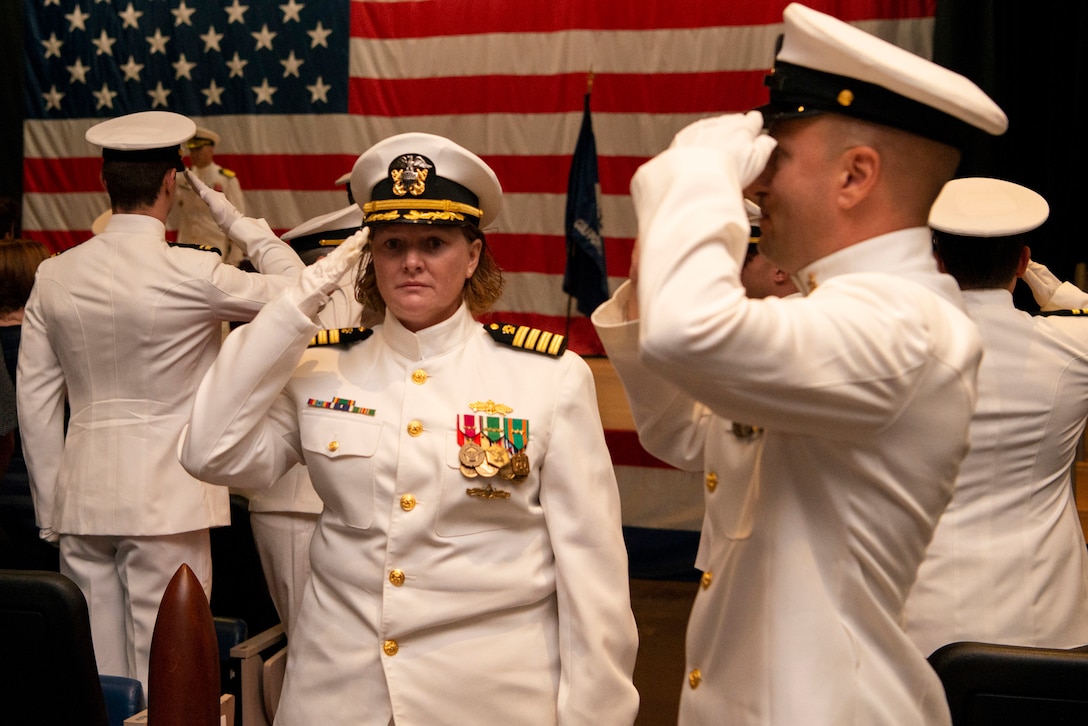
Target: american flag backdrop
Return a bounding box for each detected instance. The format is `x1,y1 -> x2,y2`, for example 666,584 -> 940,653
22,0 -> 936,561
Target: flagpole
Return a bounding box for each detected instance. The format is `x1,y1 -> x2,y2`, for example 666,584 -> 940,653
565,69 -> 594,341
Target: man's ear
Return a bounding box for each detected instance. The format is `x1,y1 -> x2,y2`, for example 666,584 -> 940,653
1016,244 -> 1031,278
838,146 -> 879,210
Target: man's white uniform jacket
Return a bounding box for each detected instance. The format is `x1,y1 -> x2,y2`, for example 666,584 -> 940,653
17,213 -> 302,536
904,285 -> 1088,654
627,145 -> 982,725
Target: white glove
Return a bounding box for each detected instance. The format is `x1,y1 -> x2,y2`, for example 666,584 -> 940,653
39,527 -> 59,544
1022,260 -> 1062,308
286,228 -> 370,319
185,170 -> 242,232
670,111 -> 777,190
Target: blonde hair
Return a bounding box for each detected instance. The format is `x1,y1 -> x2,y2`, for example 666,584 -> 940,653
355,224 -> 505,318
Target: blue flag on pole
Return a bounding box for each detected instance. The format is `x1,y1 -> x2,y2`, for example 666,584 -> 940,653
563,91 -> 608,318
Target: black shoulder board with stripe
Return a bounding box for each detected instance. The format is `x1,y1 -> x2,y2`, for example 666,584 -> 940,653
1033,309 -> 1088,317
484,322 -> 567,357
308,327 -> 373,347
169,242 -> 222,255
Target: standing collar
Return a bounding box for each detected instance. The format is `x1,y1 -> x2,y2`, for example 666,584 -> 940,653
793,227 -> 939,295
101,213 -> 167,239
379,302 -> 477,361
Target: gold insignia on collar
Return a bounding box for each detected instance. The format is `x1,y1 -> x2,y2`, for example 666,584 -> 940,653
390,154 -> 432,197
469,400 -> 513,415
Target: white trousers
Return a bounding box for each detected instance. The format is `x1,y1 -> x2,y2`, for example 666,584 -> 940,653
250,511 -> 317,639
59,529 -> 212,696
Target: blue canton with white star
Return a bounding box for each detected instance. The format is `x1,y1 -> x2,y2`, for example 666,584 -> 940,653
24,0 -> 349,118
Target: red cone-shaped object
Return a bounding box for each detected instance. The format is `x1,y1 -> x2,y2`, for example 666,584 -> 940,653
147,563 -> 220,725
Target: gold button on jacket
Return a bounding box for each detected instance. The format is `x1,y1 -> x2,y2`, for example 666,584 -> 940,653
399,494 -> 416,511
389,569 -> 405,586
688,668 -> 702,689
411,369 -> 428,384
383,639 -> 399,656
407,420 -> 423,437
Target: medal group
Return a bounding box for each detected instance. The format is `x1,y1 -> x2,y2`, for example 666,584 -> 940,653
457,403 -> 530,500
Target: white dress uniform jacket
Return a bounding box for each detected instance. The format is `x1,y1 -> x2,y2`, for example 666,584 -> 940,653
180,296 -> 640,726
628,149 -> 981,725
17,213 -> 303,537
903,286 -> 1088,654
173,162 -> 246,264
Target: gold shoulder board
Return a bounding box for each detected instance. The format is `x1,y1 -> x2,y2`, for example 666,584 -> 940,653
219,167 -> 237,178
168,242 -> 222,255
484,322 -> 567,357
308,327 -> 373,347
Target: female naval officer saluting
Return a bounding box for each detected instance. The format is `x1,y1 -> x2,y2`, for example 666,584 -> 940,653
179,133 -> 639,726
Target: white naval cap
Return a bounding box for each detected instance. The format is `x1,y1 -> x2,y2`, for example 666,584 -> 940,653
186,126 -> 221,149
351,132 -> 503,228
335,171 -> 351,186
284,204 -> 363,265
929,177 -> 1049,237
761,3 -> 1008,149
86,111 -> 195,170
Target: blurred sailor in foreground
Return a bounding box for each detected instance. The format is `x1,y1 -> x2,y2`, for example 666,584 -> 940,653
180,132 -> 639,724
17,111 -> 303,695
904,177 -> 1088,654
616,3 -> 1006,723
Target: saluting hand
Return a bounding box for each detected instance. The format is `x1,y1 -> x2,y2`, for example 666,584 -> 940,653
286,227 -> 371,319
670,111 -> 777,190
185,170 -> 242,232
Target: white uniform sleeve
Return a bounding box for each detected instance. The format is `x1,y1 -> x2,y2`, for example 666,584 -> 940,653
631,146 -> 951,438
538,354 -> 640,724
16,281 -> 67,539
179,294 -> 319,488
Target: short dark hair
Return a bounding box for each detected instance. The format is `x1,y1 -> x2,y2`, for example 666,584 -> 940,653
933,230 -> 1024,290
102,159 -> 175,211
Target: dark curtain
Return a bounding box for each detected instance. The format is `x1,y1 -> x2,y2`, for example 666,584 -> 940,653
0,0 -> 25,207
935,1 -> 1088,289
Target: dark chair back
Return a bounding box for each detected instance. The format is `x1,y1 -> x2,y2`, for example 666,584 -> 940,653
929,640 -> 1088,725
0,569 -> 110,726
